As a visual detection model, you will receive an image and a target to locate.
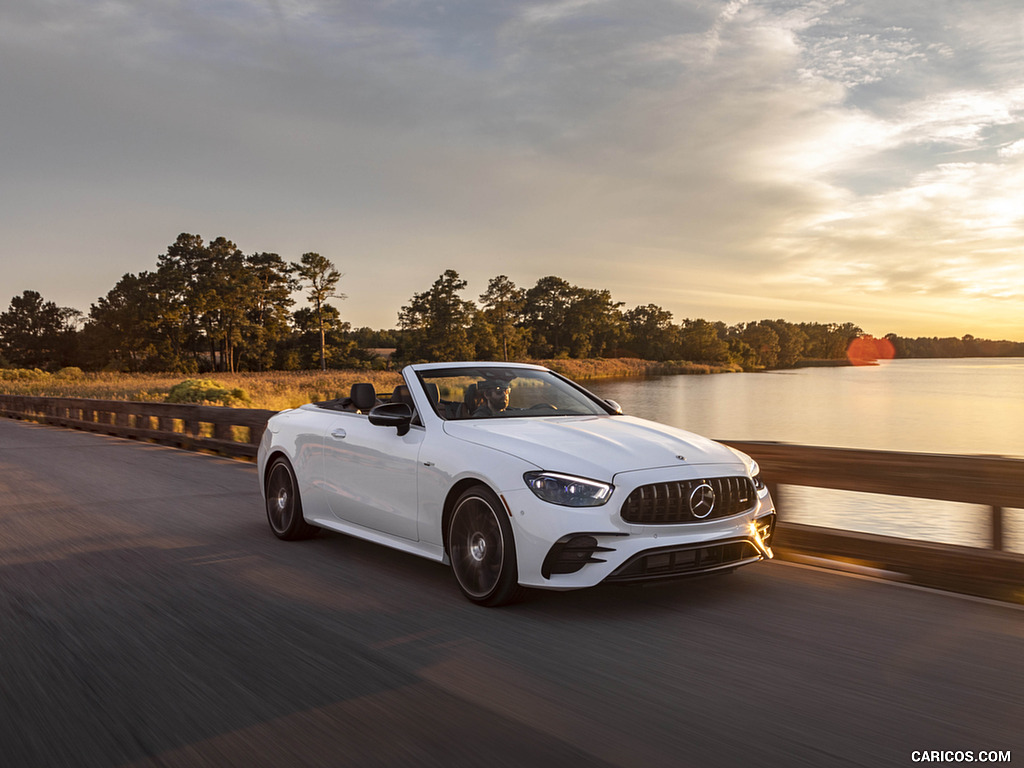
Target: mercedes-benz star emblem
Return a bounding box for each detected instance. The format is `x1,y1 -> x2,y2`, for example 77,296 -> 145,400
688,482 -> 716,518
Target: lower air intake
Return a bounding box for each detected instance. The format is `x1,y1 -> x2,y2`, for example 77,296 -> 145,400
605,539 -> 763,583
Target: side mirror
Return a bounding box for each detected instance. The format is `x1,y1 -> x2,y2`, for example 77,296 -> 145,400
605,399 -> 623,415
369,402 -> 414,436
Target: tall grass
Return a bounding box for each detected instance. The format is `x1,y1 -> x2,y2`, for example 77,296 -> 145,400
0,368 -> 403,411
0,358 -> 736,410
536,358 -> 741,379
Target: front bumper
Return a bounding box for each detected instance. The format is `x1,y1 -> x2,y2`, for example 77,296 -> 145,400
606,513 -> 776,582
504,477 -> 776,590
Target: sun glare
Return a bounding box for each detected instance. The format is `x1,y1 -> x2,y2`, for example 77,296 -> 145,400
846,335 -> 896,366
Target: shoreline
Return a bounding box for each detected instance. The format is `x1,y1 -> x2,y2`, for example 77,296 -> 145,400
528,358 -> 742,380
0,354 -> 942,407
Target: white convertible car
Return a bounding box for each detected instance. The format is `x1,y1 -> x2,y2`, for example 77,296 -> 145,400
258,362 -> 776,606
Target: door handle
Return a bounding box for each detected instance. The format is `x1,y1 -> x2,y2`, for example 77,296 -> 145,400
330,428 -> 347,439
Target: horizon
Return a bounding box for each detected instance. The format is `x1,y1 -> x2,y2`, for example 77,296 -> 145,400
2,1 -> 1022,341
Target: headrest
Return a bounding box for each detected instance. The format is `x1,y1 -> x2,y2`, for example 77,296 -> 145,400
350,383 -> 377,411
390,385 -> 413,406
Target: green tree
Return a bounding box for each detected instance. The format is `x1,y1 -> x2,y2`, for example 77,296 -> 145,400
523,276 -> 576,357
397,269 -> 476,362
738,322 -> 781,368
84,234 -> 346,372
292,252 -> 345,371
523,277 -> 625,359
351,327 -> 399,350
0,290 -> 81,369
764,320 -> 808,368
86,272 -> 163,370
197,236 -> 253,373
801,322 -> 863,360
623,304 -> 677,360
243,252 -> 297,371
156,233 -> 209,368
884,332 -> 910,359
564,287 -> 624,358
479,275 -> 529,361
291,305 -> 354,368
678,319 -> 731,364
152,233 -> 297,372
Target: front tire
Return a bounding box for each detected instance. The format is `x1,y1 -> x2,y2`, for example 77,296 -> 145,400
265,457 -> 318,540
448,485 -> 524,607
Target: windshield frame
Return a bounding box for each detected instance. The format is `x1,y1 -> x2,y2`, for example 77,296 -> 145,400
411,364 -> 618,421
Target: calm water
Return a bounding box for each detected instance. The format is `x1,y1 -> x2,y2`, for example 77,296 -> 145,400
586,358 -> 1024,552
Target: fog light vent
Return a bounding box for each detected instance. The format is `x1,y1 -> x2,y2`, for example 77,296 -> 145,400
755,513 -> 776,547
542,535 -> 615,578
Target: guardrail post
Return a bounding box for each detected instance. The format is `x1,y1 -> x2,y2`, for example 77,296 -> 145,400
768,482 -> 781,519
991,506 -> 1004,551
213,421 -> 233,442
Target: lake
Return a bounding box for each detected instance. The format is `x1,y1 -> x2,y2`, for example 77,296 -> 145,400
585,358 -> 1024,553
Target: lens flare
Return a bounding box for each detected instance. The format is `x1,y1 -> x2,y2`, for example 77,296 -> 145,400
846,335 -> 895,366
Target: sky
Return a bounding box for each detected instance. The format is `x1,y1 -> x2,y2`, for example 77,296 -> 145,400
2,0 -> 1022,340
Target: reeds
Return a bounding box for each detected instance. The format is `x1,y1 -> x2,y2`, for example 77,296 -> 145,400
0,359 -> 737,410
0,368 -> 403,411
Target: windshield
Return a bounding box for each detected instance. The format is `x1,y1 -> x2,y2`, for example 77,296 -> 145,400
414,366 -> 614,420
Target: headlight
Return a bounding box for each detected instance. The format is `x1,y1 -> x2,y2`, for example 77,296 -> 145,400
524,471 -> 613,507
749,459 -> 767,492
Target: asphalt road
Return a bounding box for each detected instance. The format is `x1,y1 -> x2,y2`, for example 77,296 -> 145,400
1,418 -> 1022,768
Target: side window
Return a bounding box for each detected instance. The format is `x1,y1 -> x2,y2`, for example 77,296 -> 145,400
419,376 -> 479,420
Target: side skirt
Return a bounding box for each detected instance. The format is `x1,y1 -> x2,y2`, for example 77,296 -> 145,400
308,517 -> 447,563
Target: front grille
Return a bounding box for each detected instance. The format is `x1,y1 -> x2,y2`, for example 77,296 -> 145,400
620,476 -> 756,525
605,539 -> 762,583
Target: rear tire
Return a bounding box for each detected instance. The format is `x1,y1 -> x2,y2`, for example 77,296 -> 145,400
448,485 -> 524,607
265,457 -> 319,540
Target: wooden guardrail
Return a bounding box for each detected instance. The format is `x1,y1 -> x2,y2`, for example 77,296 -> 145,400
0,394 -> 272,458
2,396 -> 1022,601
723,440 -> 1024,602
723,441 -> 1024,550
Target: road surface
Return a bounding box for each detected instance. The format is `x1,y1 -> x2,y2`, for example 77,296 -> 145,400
1,418 -> 1021,767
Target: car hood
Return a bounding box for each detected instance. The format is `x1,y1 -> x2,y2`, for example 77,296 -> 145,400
442,415 -> 746,481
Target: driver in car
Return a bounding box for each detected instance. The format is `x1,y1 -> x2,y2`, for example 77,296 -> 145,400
473,380 -> 512,417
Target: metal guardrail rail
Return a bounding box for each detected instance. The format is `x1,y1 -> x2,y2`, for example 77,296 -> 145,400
3,395 -> 1022,601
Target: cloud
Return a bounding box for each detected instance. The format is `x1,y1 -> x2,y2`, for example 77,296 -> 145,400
519,0 -> 610,25
999,139 -> 1024,158
0,0 -> 1022,338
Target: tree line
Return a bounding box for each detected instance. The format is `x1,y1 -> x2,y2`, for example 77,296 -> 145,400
883,334 -> 1023,359
393,269 -> 874,367
1,234 -> 349,373
2,233 -> 1021,372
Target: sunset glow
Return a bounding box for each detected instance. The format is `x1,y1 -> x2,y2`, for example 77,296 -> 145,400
1,0 -> 1021,339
